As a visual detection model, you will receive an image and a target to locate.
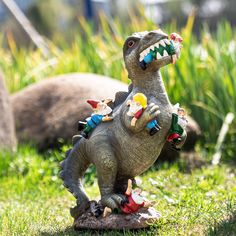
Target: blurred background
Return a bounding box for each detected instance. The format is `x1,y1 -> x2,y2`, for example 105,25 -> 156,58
0,0 -> 235,160
1,0 -> 236,43
0,1 -> 235,235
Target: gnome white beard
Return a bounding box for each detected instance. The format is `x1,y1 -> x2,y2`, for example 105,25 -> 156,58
172,41 -> 181,58
127,101 -> 142,117
95,105 -> 112,116
132,190 -> 144,205
178,117 -> 188,129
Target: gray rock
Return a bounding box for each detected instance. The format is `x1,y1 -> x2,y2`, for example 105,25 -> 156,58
0,75 -> 16,151
11,73 -> 200,151
11,73 -> 127,150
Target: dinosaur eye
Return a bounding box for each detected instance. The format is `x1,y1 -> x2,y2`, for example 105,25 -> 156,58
128,40 -> 135,48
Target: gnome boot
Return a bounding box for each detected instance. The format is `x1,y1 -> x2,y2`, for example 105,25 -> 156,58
155,123 -> 162,130
149,125 -> 161,136
72,134 -> 83,146
78,121 -> 87,131
171,143 -> 181,151
81,131 -> 89,139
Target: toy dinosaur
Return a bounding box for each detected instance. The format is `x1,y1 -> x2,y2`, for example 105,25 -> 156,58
60,29 -> 184,220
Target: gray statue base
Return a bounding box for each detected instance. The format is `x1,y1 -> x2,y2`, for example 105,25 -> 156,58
73,207 -> 161,230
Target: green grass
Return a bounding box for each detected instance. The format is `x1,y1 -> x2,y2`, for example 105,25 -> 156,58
0,146 -> 235,235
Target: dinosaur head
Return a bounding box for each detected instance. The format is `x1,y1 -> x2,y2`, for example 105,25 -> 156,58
123,30 -> 182,79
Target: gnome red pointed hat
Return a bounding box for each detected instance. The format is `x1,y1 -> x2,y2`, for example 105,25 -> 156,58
170,33 -> 183,42
87,99 -> 100,109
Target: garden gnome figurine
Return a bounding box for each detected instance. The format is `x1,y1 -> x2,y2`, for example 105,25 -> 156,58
121,179 -> 154,214
170,32 -> 183,64
80,99 -> 113,138
167,103 -> 188,150
103,179 -> 154,217
73,99 -> 113,143
126,93 -> 161,135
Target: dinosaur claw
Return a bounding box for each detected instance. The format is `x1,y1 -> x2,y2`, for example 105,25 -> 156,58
172,54 -> 177,64
101,194 -> 125,210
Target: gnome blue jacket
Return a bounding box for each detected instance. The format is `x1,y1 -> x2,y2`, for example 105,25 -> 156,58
86,114 -> 104,129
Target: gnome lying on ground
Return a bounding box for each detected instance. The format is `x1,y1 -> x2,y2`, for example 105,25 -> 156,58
126,93 -> 161,136
167,103 -> 188,150
103,179 -> 155,217
73,99 -> 113,143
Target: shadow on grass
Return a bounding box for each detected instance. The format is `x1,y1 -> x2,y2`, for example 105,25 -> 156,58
207,211 -> 236,236
39,226 -> 155,236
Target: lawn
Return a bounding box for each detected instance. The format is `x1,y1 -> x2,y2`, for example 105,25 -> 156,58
0,146 -> 235,236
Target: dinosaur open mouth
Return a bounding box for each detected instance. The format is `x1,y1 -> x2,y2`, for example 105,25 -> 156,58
139,38 -> 179,70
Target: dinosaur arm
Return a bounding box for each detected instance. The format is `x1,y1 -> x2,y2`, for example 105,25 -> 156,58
123,103 -> 160,133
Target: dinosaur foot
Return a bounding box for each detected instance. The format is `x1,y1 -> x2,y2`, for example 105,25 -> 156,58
70,200 -> 103,220
101,193 -> 127,210
73,206 -> 161,230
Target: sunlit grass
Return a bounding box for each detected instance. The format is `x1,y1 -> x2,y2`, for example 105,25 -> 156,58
0,146 -> 235,235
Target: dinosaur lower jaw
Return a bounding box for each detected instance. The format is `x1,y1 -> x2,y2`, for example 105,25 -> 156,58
139,55 -> 175,70
139,38 -> 180,70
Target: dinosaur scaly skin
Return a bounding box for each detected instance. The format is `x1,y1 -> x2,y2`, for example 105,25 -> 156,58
60,30 -> 181,219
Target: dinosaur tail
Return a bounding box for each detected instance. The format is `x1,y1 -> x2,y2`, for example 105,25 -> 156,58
59,142 -> 90,219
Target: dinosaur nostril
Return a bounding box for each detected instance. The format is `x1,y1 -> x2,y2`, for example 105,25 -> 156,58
144,30 -> 168,41
148,31 -> 157,36
144,31 -> 157,40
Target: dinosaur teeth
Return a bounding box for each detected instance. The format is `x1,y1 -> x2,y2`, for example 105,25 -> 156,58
164,39 -> 170,45
144,48 -> 150,55
139,54 -> 145,62
150,45 -> 155,51
163,50 -> 169,57
156,52 -> 162,59
154,42 -> 160,49
139,38 -> 173,63
159,40 -> 166,47
139,51 -> 146,61
140,51 -> 146,57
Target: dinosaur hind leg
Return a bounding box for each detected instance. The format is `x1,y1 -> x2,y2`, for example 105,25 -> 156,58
114,178 -> 136,194
91,140 -> 125,210
59,142 -> 90,219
